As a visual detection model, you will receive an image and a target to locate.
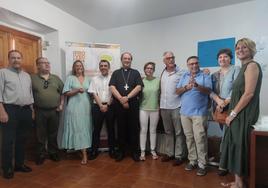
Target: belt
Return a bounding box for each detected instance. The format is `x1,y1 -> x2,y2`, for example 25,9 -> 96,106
35,106 -> 57,110
4,104 -> 31,109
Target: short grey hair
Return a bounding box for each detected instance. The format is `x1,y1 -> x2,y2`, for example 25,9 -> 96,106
163,51 -> 174,57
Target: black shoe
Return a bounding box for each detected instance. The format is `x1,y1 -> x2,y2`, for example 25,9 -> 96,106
218,169 -> 228,176
115,152 -> 124,162
14,164 -> 32,173
36,155 -> 46,165
3,168 -> 14,179
109,149 -> 116,159
88,151 -> 98,160
49,153 -> 60,162
132,153 -> 140,162
161,154 -> 173,162
173,158 -> 184,166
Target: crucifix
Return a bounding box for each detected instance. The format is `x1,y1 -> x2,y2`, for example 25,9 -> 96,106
124,84 -> 129,91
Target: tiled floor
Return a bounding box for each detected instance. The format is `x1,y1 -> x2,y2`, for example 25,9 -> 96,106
0,152 -> 233,188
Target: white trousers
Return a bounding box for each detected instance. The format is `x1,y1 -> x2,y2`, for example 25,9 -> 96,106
139,110 -> 159,151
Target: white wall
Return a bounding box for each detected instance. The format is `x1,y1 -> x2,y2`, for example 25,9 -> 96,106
0,0 -> 98,77
96,0 -> 268,115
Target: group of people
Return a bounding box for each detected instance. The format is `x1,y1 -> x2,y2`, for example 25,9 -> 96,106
0,38 -> 262,188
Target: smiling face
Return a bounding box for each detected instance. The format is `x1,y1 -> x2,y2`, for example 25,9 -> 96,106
235,42 -> 252,61
8,51 -> 22,70
121,53 -> 132,69
187,57 -> 200,74
163,52 -> 175,70
99,61 -> 110,76
218,53 -> 231,68
144,63 -> 155,77
72,61 -> 84,76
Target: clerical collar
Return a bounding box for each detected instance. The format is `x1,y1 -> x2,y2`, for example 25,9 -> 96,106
122,68 -> 130,72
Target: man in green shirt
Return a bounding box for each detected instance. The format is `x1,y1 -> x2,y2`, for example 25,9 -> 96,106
31,57 -> 64,165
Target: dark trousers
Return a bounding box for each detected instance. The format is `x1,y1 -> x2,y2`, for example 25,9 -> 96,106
1,104 -> 32,170
92,104 -> 115,152
115,101 -> 139,155
35,108 -> 59,156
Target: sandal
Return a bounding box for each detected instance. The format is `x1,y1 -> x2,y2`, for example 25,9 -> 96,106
81,158 -> 87,165
140,151 -> 146,161
151,150 -> 158,160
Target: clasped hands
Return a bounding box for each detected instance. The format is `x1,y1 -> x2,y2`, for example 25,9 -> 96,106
119,96 -> 129,109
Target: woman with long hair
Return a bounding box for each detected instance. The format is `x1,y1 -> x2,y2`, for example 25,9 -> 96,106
59,60 -> 92,164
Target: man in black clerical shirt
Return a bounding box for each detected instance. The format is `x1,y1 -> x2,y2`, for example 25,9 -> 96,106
109,52 -> 143,162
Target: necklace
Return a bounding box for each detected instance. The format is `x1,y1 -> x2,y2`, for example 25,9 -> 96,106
121,69 -> 131,91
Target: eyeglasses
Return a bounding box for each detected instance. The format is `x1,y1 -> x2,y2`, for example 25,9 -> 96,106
43,80 -> 49,89
165,56 -> 175,60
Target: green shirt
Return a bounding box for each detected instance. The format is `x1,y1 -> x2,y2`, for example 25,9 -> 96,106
140,77 -> 160,111
31,74 -> 64,109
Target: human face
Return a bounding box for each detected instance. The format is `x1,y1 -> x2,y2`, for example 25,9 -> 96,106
121,53 -> 132,69
187,58 -> 200,74
235,42 -> 252,61
99,62 -> 109,76
163,52 -> 175,70
144,64 -> 154,77
218,53 -> 231,68
37,58 -> 51,73
74,62 -> 84,75
9,51 -> 22,70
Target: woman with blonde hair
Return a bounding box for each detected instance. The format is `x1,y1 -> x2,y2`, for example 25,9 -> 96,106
59,60 -> 92,165
220,38 -> 262,188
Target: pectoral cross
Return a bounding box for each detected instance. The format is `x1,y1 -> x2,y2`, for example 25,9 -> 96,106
124,84 -> 129,91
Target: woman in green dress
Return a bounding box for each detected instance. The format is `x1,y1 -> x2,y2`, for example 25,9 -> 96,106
220,38 -> 262,188
60,60 -> 92,165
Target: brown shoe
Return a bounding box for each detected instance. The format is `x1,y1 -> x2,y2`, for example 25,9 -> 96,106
161,154 -> 173,162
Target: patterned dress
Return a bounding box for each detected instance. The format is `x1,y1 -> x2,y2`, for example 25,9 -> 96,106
59,75 -> 92,150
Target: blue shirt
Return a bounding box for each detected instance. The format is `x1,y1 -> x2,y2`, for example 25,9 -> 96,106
176,70 -> 212,116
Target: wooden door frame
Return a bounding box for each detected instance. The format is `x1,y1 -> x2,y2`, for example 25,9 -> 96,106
0,25 -> 42,56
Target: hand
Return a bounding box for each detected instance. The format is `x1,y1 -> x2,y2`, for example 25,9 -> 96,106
216,105 -> 223,112
78,88 -> 85,93
216,98 -> 225,108
100,104 -> 108,112
56,104 -> 63,112
225,115 -> 234,126
32,110 -> 35,120
120,96 -> 128,104
122,102 -> 129,109
0,110 -> 8,123
203,68 -> 210,75
185,83 -> 193,90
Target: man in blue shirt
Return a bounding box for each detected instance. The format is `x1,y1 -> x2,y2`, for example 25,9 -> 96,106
176,56 -> 212,176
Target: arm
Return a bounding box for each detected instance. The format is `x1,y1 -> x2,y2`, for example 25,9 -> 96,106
195,84 -> 211,95
56,95 -> 65,112
93,93 -> 108,112
176,83 -> 192,95
64,88 -> 84,97
127,85 -> 142,99
226,63 -> 260,126
0,102 -> 8,123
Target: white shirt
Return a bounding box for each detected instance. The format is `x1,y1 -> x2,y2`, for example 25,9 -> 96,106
88,74 -> 112,104
160,67 -> 185,109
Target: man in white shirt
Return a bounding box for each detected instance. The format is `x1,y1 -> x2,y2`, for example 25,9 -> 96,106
160,51 -> 187,166
88,60 -> 115,159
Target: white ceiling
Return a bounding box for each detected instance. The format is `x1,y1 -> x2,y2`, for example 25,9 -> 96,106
45,0 -> 253,30
0,7 -> 55,34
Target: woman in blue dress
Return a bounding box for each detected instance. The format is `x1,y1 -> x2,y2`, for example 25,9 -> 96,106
60,60 -> 92,164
